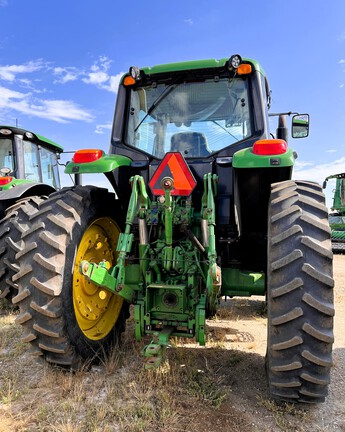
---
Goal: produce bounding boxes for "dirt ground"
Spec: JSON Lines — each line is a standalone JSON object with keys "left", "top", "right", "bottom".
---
{"left": 0, "top": 255, "right": 344, "bottom": 432}
{"left": 186, "top": 254, "right": 345, "bottom": 432}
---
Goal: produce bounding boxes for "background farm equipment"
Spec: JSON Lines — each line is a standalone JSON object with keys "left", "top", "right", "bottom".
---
{"left": 324, "top": 173, "right": 345, "bottom": 253}
{"left": 0, "top": 126, "right": 63, "bottom": 301}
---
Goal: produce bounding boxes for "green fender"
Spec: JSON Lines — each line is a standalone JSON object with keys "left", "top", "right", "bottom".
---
{"left": 232, "top": 147, "right": 295, "bottom": 168}
{"left": 65, "top": 152, "right": 132, "bottom": 175}
{"left": 0, "top": 177, "right": 34, "bottom": 190}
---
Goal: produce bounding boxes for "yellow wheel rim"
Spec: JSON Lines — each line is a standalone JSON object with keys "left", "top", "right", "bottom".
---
{"left": 73, "top": 217, "right": 123, "bottom": 340}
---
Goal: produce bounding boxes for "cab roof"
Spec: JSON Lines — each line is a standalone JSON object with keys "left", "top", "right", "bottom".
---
{"left": 140, "top": 57, "right": 265, "bottom": 76}
{"left": 0, "top": 125, "right": 63, "bottom": 152}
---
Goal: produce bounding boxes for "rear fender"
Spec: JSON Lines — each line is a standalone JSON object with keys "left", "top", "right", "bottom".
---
{"left": 64, "top": 152, "right": 132, "bottom": 175}
{"left": 232, "top": 146, "right": 295, "bottom": 168}
{"left": 0, "top": 183, "right": 56, "bottom": 201}
{"left": 0, "top": 183, "right": 56, "bottom": 218}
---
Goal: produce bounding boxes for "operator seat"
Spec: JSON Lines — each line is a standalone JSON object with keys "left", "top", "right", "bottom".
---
{"left": 170, "top": 132, "right": 211, "bottom": 157}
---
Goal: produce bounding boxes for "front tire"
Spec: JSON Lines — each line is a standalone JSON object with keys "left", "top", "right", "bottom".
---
{"left": 14, "top": 186, "right": 129, "bottom": 368}
{"left": 266, "top": 180, "right": 334, "bottom": 403}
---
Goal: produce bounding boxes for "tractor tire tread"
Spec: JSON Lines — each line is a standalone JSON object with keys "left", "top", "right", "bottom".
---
{"left": 0, "top": 196, "right": 46, "bottom": 301}
{"left": 266, "top": 180, "right": 334, "bottom": 403}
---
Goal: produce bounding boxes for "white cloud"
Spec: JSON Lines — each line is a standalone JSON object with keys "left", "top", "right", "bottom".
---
{"left": 17, "top": 78, "right": 49, "bottom": 94}
{"left": 184, "top": 18, "right": 193, "bottom": 25}
{"left": 0, "top": 57, "right": 124, "bottom": 94}
{"left": 95, "top": 123, "right": 112, "bottom": 134}
{"left": 83, "top": 57, "right": 111, "bottom": 85}
{"left": 83, "top": 70, "right": 109, "bottom": 85}
{"left": 0, "top": 85, "right": 93, "bottom": 123}
{"left": 339, "top": 59, "right": 345, "bottom": 75}
{"left": 53, "top": 67, "right": 80, "bottom": 84}
{"left": 107, "top": 72, "right": 124, "bottom": 93}
{"left": 82, "top": 57, "right": 124, "bottom": 93}
{"left": 294, "top": 160, "right": 314, "bottom": 169}
{"left": 326, "top": 149, "right": 337, "bottom": 153}
{"left": 0, "top": 57, "right": 124, "bottom": 125}
{"left": 293, "top": 158, "right": 345, "bottom": 208}
{"left": 37, "top": 99, "right": 94, "bottom": 123}
{"left": 96, "top": 56, "right": 112, "bottom": 70}
{"left": 293, "top": 157, "right": 345, "bottom": 184}
{"left": 0, "top": 61, "right": 44, "bottom": 81}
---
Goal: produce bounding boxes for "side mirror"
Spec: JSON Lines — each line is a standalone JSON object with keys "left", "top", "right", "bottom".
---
{"left": 292, "top": 114, "right": 309, "bottom": 138}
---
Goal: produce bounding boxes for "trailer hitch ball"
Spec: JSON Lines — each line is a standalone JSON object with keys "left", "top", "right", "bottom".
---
{"left": 161, "top": 176, "right": 174, "bottom": 191}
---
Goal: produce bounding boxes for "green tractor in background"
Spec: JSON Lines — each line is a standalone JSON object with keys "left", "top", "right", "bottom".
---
{"left": 324, "top": 172, "right": 345, "bottom": 252}
{"left": 0, "top": 126, "right": 63, "bottom": 301}
{"left": 13, "top": 55, "right": 334, "bottom": 403}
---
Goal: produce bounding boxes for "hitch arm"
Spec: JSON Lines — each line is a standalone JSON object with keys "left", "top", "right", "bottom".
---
{"left": 79, "top": 175, "right": 150, "bottom": 303}
{"left": 202, "top": 173, "right": 221, "bottom": 313}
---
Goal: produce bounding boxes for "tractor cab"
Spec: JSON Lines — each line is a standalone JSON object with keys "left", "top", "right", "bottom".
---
{"left": 124, "top": 63, "right": 255, "bottom": 158}
{"left": 108, "top": 56, "right": 294, "bottom": 270}
{"left": 0, "top": 126, "right": 62, "bottom": 191}
{"left": 111, "top": 56, "right": 270, "bottom": 166}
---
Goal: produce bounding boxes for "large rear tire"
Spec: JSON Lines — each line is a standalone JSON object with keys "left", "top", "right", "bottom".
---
{"left": 13, "top": 186, "right": 129, "bottom": 369}
{"left": 266, "top": 180, "right": 334, "bottom": 403}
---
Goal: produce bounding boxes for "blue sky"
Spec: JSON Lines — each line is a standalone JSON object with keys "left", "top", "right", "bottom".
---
{"left": 0, "top": 0, "right": 344, "bottom": 205}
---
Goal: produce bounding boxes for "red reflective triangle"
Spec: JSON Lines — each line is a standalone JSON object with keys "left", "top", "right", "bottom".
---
{"left": 149, "top": 152, "right": 197, "bottom": 196}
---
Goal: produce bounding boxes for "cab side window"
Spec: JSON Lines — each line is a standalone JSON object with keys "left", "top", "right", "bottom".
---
{"left": 23, "top": 140, "right": 40, "bottom": 182}
{"left": 40, "top": 147, "right": 59, "bottom": 188}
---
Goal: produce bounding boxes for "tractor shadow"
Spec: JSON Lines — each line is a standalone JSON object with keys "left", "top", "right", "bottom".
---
{"left": 166, "top": 343, "right": 268, "bottom": 401}
{"left": 181, "top": 297, "right": 268, "bottom": 401}
{"left": 125, "top": 297, "right": 269, "bottom": 402}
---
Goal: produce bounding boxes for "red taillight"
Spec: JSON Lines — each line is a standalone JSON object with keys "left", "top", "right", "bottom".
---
{"left": 252, "top": 139, "right": 287, "bottom": 156}
{"left": 0, "top": 176, "right": 13, "bottom": 186}
{"left": 72, "top": 149, "right": 104, "bottom": 163}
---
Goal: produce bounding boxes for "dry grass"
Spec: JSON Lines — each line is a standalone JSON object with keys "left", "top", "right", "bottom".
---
{"left": 0, "top": 313, "right": 227, "bottom": 432}
{"left": 256, "top": 396, "right": 309, "bottom": 432}
{"left": 0, "top": 295, "right": 343, "bottom": 432}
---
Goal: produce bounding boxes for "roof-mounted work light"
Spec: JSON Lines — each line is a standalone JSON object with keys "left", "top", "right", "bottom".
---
{"left": 124, "top": 66, "right": 142, "bottom": 86}
{"left": 24, "top": 132, "right": 34, "bottom": 140}
{"left": 228, "top": 54, "right": 242, "bottom": 71}
{"left": 0, "top": 128, "right": 12, "bottom": 136}
{"left": 129, "top": 66, "right": 141, "bottom": 81}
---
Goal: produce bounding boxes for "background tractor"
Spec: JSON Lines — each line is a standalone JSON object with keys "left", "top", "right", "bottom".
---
{"left": 324, "top": 172, "right": 345, "bottom": 252}
{"left": 13, "top": 55, "right": 334, "bottom": 403}
{"left": 0, "top": 126, "right": 63, "bottom": 301}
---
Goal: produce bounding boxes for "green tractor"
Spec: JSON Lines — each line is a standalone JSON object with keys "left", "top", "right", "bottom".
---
{"left": 13, "top": 55, "right": 334, "bottom": 403}
{"left": 324, "top": 173, "right": 345, "bottom": 252}
{"left": 0, "top": 126, "right": 63, "bottom": 301}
